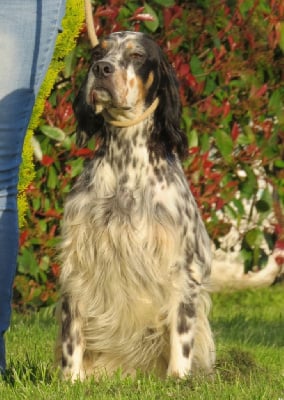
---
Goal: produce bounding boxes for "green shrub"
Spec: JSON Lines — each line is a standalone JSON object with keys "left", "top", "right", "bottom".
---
{"left": 16, "top": 0, "right": 284, "bottom": 309}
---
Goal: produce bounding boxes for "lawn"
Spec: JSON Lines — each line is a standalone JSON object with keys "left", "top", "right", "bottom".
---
{"left": 0, "top": 286, "right": 283, "bottom": 399}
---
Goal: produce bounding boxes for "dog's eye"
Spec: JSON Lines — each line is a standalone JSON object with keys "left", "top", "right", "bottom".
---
{"left": 130, "top": 53, "right": 145, "bottom": 62}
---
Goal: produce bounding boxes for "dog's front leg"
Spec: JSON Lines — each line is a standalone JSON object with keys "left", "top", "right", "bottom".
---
{"left": 167, "top": 277, "right": 199, "bottom": 378}
{"left": 61, "top": 296, "right": 85, "bottom": 381}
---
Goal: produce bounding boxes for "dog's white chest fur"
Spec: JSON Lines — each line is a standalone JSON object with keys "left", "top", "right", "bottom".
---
{"left": 61, "top": 158, "right": 184, "bottom": 375}
{"left": 60, "top": 128, "right": 204, "bottom": 374}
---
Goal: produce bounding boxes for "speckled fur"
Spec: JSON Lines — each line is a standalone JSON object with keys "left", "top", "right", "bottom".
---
{"left": 56, "top": 32, "right": 215, "bottom": 381}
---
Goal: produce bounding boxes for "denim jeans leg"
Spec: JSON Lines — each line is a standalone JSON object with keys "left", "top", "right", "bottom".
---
{"left": 0, "top": 0, "right": 66, "bottom": 372}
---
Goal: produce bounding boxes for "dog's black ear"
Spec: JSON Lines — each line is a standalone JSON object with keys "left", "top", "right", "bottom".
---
{"left": 154, "top": 51, "right": 188, "bottom": 160}
{"left": 73, "top": 79, "right": 104, "bottom": 147}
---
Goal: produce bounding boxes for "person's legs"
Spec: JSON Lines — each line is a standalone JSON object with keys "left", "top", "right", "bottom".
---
{"left": 0, "top": 0, "right": 66, "bottom": 373}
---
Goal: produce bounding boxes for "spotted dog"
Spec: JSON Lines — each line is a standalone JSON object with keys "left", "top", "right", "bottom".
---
{"left": 56, "top": 31, "right": 215, "bottom": 380}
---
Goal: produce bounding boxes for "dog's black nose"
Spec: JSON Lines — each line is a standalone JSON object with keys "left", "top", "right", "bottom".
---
{"left": 92, "top": 61, "right": 114, "bottom": 78}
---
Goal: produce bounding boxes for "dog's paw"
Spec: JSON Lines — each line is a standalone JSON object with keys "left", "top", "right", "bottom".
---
{"left": 167, "top": 360, "right": 191, "bottom": 379}
{"left": 62, "top": 368, "right": 86, "bottom": 382}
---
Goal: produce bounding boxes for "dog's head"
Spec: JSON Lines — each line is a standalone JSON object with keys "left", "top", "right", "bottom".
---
{"left": 74, "top": 31, "right": 188, "bottom": 159}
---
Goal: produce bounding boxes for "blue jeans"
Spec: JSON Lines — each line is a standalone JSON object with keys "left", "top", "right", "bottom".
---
{"left": 0, "top": 0, "right": 66, "bottom": 372}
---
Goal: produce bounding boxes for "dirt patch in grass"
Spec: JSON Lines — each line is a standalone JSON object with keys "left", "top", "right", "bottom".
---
{"left": 216, "top": 347, "right": 260, "bottom": 382}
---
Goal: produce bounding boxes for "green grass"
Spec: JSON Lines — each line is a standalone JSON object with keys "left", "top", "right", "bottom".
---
{"left": 1, "top": 286, "right": 283, "bottom": 399}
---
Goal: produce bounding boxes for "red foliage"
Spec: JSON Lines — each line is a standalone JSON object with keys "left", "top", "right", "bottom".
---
{"left": 16, "top": 0, "right": 284, "bottom": 309}
{"left": 41, "top": 155, "right": 55, "bottom": 167}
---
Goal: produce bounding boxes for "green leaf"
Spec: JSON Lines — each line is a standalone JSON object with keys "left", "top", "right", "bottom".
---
{"left": 47, "top": 165, "right": 58, "bottom": 189}
{"left": 232, "top": 198, "right": 245, "bottom": 216}
{"left": 40, "top": 125, "right": 66, "bottom": 142}
{"left": 153, "top": 0, "right": 175, "bottom": 6}
{"left": 239, "top": 167, "right": 257, "bottom": 198}
{"left": 239, "top": 0, "right": 254, "bottom": 16}
{"left": 224, "top": 204, "right": 238, "bottom": 220}
{"left": 245, "top": 228, "right": 264, "bottom": 248}
{"left": 188, "top": 129, "right": 199, "bottom": 148}
{"left": 143, "top": 3, "right": 159, "bottom": 33}
{"left": 44, "top": 198, "right": 50, "bottom": 210}
{"left": 40, "top": 256, "right": 50, "bottom": 272}
{"left": 255, "top": 199, "right": 270, "bottom": 213}
{"left": 64, "top": 48, "right": 76, "bottom": 78}
{"left": 62, "top": 136, "right": 72, "bottom": 150}
{"left": 32, "top": 196, "right": 41, "bottom": 211}
{"left": 274, "top": 159, "right": 284, "bottom": 168}
{"left": 200, "top": 134, "right": 210, "bottom": 152}
{"left": 237, "top": 134, "right": 250, "bottom": 146}
{"left": 279, "top": 21, "right": 284, "bottom": 52}
{"left": 39, "top": 219, "right": 47, "bottom": 234}
{"left": 18, "top": 248, "right": 39, "bottom": 279}
{"left": 268, "top": 89, "right": 282, "bottom": 114}
{"left": 241, "top": 247, "right": 253, "bottom": 270}
{"left": 214, "top": 129, "right": 233, "bottom": 159}
{"left": 182, "top": 107, "right": 192, "bottom": 131}
{"left": 256, "top": 187, "right": 272, "bottom": 214}
{"left": 69, "top": 158, "right": 84, "bottom": 178}
{"left": 190, "top": 55, "right": 204, "bottom": 77}
{"left": 204, "top": 74, "right": 217, "bottom": 95}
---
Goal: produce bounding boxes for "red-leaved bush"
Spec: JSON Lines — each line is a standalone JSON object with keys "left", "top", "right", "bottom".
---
{"left": 15, "top": 0, "right": 284, "bottom": 310}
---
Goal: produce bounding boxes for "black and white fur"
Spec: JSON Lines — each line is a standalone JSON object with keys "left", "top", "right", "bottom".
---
{"left": 57, "top": 31, "right": 215, "bottom": 380}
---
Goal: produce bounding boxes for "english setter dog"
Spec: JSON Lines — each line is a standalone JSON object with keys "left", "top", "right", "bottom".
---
{"left": 57, "top": 31, "right": 215, "bottom": 381}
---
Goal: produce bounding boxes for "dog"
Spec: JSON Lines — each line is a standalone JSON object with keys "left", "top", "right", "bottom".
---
{"left": 56, "top": 31, "right": 215, "bottom": 381}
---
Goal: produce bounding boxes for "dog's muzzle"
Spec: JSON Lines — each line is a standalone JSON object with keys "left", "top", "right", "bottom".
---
{"left": 92, "top": 60, "right": 115, "bottom": 79}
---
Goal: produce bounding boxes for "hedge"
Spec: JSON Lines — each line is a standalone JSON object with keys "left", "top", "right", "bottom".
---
{"left": 16, "top": 0, "right": 284, "bottom": 309}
